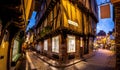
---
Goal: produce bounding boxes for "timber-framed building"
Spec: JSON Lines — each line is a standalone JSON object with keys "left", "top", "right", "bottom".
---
{"left": 35, "top": 0, "right": 98, "bottom": 63}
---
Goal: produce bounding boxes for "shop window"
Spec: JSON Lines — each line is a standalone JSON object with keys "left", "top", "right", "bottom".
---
{"left": 52, "top": 36, "right": 59, "bottom": 53}
{"left": 44, "top": 40, "right": 48, "bottom": 51}
{"left": 80, "top": 37, "right": 83, "bottom": 47}
{"left": 12, "top": 40, "right": 19, "bottom": 57}
{"left": 67, "top": 35, "right": 76, "bottom": 53}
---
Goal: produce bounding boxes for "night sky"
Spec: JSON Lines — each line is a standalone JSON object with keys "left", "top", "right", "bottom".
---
{"left": 26, "top": 0, "right": 114, "bottom": 34}
{"left": 26, "top": 11, "right": 37, "bottom": 31}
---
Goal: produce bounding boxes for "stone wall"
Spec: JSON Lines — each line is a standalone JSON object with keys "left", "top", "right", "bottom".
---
{"left": 114, "top": 2, "right": 120, "bottom": 70}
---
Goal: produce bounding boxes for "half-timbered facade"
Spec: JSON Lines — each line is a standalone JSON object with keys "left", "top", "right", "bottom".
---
{"left": 35, "top": 0, "right": 98, "bottom": 63}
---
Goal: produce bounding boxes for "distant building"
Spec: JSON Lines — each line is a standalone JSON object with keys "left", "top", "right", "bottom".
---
{"left": 95, "top": 29, "right": 115, "bottom": 49}
{"left": 97, "top": 30, "right": 106, "bottom": 39}
{"left": 95, "top": 30, "right": 106, "bottom": 48}
{"left": 25, "top": 27, "right": 36, "bottom": 48}
{"left": 34, "top": 0, "right": 98, "bottom": 63}
{"left": 106, "top": 29, "right": 115, "bottom": 50}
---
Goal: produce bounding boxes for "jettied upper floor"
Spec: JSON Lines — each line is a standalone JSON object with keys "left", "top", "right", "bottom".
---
{"left": 0, "top": 0, "right": 40, "bottom": 43}
{"left": 0, "top": 0, "right": 40, "bottom": 70}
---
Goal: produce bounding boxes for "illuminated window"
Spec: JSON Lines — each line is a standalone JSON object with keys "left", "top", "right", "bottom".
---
{"left": 80, "top": 37, "right": 83, "bottom": 47}
{"left": 67, "top": 35, "right": 76, "bottom": 53}
{"left": 52, "top": 36, "right": 59, "bottom": 53}
{"left": 12, "top": 40, "right": 19, "bottom": 57}
{"left": 44, "top": 40, "right": 48, "bottom": 51}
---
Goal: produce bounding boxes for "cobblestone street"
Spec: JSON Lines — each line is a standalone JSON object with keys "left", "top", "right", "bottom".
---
{"left": 0, "top": 0, "right": 119, "bottom": 70}
{"left": 64, "top": 49, "right": 115, "bottom": 70}
{"left": 26, "top": 49, "right": 115, "bottom": 70}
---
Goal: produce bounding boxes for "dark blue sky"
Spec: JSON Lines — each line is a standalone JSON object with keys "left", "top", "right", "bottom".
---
{"left": 26, "top": 11, "right": 37, "bottom": 31}
{"left": 26, "top": 0, "right": 114, "bottom": 34}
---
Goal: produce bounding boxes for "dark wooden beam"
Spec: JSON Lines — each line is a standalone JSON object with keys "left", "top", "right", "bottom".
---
{"left": 36, "top": 0, "right": 59, "bottom": 28}
{"left": 70, "top": 0, "right": 98, "bottom": 23}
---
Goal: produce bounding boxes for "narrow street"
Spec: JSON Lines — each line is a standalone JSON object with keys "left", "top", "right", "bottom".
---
{"left": 26, "top": 49, "right": 115, "bottom": 70}
{"left": 1, "top": 0, "right": 120, "bottom": 70}
{"left": 64, "top": 49, "right": 115, "bottom": 70}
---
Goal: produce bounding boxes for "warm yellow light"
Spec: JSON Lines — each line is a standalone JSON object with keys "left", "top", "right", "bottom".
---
{"left": 68, "top": 35, "right": 76, "bottom": 52}
{"left": 2, "top": 42, "right": 5, "bottom": 48}
{"left": 80, "top": 37, "right": 83, "bottom": 47}
{"left": 44, "top": 40, "right": 48, "bottom": 51}
{"left": 68, "top": 20, "right": 78, "bottom": 26}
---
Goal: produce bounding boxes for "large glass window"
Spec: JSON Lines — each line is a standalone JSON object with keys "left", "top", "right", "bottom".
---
{"left": 67, "top": 35, "right": 76, "bottom": 53}
{"left": 52, "top": 36, "right": 59, "bottom": 53}
{"left": 44, "top": 40, "right": 48, "bottom": 51}
{"left": 12, "top": 40, "right": 19, "bottom": 57}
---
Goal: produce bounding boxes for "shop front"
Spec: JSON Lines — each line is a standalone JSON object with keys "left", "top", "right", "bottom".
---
{"left": 37, "top": 33, "right": 91, "bottom": 63}
{"left": 11, "top": 39, "right": 22, "bottom": 66}
{"left": 35, "top": 0, "right": 98, "bottom": 63}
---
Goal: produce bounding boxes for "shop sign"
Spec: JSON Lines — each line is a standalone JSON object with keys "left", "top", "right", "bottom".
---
{"left": 68, "top": 20, "right": 78, "bottom": 26}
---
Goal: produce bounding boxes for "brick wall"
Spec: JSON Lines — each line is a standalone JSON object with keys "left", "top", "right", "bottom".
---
{"left": 114, "top": 2, "right": 120, "bottom": 70}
